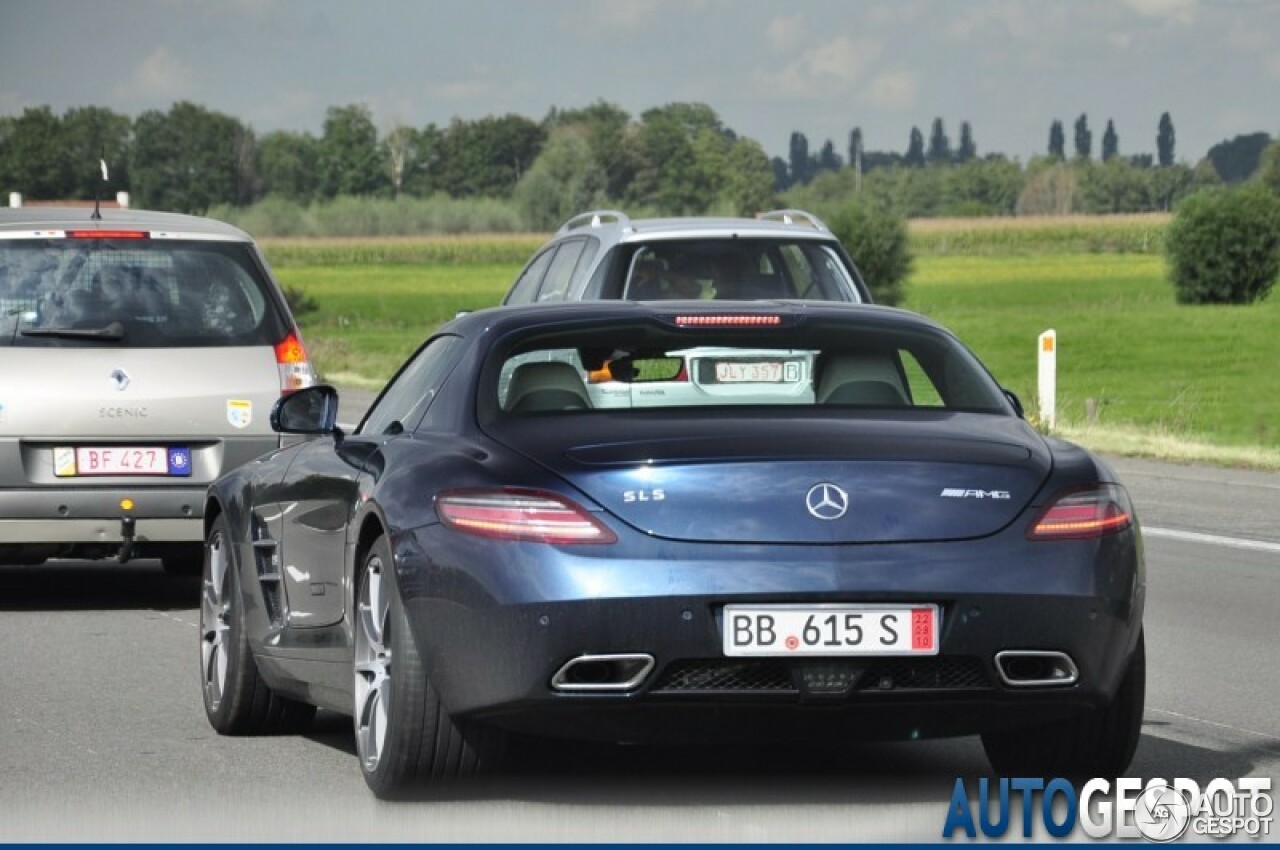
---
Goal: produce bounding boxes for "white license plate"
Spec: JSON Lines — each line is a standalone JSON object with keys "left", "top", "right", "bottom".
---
{"left": 714, "top": 361, "right": 791, "bottom": 383}
{"left": 722, "top": 604, "right": 939, "bottom": 656}
{"left": 54, "top": 446, "right": 192, "bottom": 477}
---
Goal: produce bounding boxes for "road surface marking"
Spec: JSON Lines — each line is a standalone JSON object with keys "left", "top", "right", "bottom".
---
{"left": 1144, "top": 526, "right": 1280, "bottom": 555}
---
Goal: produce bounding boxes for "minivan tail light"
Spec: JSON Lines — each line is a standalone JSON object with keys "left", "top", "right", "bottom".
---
{"left": 436, "top": 489, "right": 617, "bottom": 544}
{"left": 1028, "top": 484, "right": 1134, "bottom": 540}
{"left": 274, "top": 330, "right": 317, "bottom": 393}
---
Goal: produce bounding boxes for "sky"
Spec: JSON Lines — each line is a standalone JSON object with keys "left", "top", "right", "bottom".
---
{"left": 1, "top": 0, "right": 1277, "bottom": 165}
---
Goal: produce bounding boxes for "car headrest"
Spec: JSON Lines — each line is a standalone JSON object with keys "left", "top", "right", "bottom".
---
{"left": 505, "top": 361, "right": 592, "bottom": 413}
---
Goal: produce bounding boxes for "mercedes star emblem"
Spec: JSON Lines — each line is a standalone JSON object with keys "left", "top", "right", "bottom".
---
{"left": 805, "top": 482, "right": 849, "bottom": 521}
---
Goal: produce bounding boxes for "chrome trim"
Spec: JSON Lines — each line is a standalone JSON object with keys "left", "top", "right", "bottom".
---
{"left": 550, "top": 653, "right": 655, "bottom": 692}
{"left": 994, "top": 650, "right": 1079, "bottom": 688}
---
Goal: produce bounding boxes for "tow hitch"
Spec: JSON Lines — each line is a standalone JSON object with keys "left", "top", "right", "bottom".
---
{"left": 118, "top": 515, "right": 136, "bottom": 563}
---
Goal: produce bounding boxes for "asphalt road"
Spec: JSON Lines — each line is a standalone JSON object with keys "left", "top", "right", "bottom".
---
{"left": 1, "top": 424, "right": 1277, "bottom": 840}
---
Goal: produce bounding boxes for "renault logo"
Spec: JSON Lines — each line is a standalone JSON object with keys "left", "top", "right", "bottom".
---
{"left": 805, "top": 483, "right": 849, "bottom": 521}
{"left": 110, "top": 368, "right": 130, "bottom": 391}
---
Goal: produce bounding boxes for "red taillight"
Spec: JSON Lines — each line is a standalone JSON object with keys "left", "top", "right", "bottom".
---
{"left": 674, "top": 315, "right": 782, "bottom": 327}
{"left": 66, "top": 230, "right": 149, "bottom": 239}
{"left": 274, "top": 330, "right": 317, "bottom": 393}
{"left": 1028, "top": 485, "right": 1134, "bottom": 540}
{"left": 436, "top": 489, "right": 617, "bottom": 544}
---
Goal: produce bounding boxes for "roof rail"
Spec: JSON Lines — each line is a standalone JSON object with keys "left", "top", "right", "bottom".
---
{"left": 557, "top": 210, "right": 631, "bottom": 235}
{"left": 757, "top": 209, "right": 830, "bottom": 232}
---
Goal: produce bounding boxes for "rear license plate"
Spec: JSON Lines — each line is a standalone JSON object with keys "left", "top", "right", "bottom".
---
{"left": 722, "top": 604, "right": 939, "bottom": 656}
{"left": 54, "top": 446, "right": 192, "bottom": 477}
{"left": 713, "top": 360, "right": 801, "bottom": 383}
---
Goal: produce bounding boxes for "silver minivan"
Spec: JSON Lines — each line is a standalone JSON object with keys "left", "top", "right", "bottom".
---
{"left": 0, "top": 207, "right": 316, "bottom": 573}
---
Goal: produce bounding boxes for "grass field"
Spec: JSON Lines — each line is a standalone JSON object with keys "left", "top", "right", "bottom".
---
{"left": 266, "top": 225, "right": 1279, "bottom": 468}
{"left": 908, "top": 213, "right": 1170, "bottom": 255}
{"left": 909, "top": 254, "right": 1279, "bottom": 457}
{"left": 272, "top": 263, "right": 510, "bottom": 387}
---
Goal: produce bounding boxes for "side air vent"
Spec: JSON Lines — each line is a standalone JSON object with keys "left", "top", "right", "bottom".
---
{"left": 250, "top": 515, "right": 286, "bottom": 628}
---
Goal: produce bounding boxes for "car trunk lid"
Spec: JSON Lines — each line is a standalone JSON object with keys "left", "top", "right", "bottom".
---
{"left": 484, "top": 412, "right": 1051, "bottom": 544}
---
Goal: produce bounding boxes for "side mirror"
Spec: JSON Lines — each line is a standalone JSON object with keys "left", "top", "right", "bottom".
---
{"left": 271, "top": 385, "right": 339, "bottom": 434}
{"left": 1003, "top": 389, "right": 1025, "bottom": 419}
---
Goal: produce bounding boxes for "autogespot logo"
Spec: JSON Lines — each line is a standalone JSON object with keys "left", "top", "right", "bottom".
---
{"left": 805, "top": 483, "right": 849, "bottom": 521}
{"left": 1134, "top": 783, "right": 1192, "bottom": 842}
{"left": 942, "top": 776, "right": 1272, "bottom": 841}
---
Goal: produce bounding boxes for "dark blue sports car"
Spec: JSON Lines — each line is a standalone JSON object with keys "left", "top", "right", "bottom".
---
{"left": 199, "top": 301, "right": 1145, "bottom": 798}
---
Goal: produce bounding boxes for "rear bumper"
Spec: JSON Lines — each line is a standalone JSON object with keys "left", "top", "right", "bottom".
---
{"left": 392, "top": 521, "right": 1145, "bottom": 744}
{"left": 0, "top": 486, "right": 206, "bottom": 546}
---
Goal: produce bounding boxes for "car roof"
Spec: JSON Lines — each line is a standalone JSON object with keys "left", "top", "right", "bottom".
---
{"left": 444, "top": 300, "right": 943, "bottom": 340}
{"left": 554, "top": 209, "right": 839, "bottom": 244}
{"left": 618, "top": 217, "right": 836, "bottom": 241}
{"left": 0, "top": 207, "right": 253, "bottom": 242}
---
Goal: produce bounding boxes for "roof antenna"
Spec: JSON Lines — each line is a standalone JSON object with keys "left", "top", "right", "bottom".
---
{"left": 91, "top": 151, "right": 108, "bottom": 221}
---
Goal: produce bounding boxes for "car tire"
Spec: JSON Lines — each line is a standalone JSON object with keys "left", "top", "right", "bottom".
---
{"left": 354, "top": 534, "right": 505, "bottom": 799}
{"left": 162, "top": 544, "right": 204, "bottom": 576}
{"left": 199, "top": 514, "right": 316, "bottom": 735}
{"left": 982, "top": 631, "right": 1145, "bottom": 777}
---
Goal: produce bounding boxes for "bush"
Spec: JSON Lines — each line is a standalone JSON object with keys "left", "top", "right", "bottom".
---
{"left": 1165, "top": 184, "right": 1280, "bottom": 304}
{"left": 281, "top": 283, "right": 319, "bottom": 319}
{"left": 825, "top": 199, "right": 912, "bottom": 306}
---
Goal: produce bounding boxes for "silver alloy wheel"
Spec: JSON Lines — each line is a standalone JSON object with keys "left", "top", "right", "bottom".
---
{"left": 354, "top": 554, "right": 391, "bottom": 772}
{"left": 199, "top": 529, "right": 230, "bottom": 712}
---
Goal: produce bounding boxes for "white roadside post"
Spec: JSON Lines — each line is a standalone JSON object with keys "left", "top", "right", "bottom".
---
{"left": 1038, "top": 329, "right": 1057, "bottom": 431}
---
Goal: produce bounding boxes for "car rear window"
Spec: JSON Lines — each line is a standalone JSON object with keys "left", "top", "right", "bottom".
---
{"left": 617, "top": 238, "right": 861, "bottom": 302}
{"left": 487, "top": 316, "right": 1008, "bottom": 418}
{"left": 0, "top": 239, "right": 289, "bottom": 348}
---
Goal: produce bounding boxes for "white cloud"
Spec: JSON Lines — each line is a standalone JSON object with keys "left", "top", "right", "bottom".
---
{"left": 758, "top": 36, "right": 882, "bottom": 98}
{"left": 1120, "top": 0, "right": 1197, "bottom": 25}
{"left": 860, "top": 69, "right": 919, "bottom": 112}
{"left": 122, "top": 47, "right": 195, "bottom": 100}
{"left": 1109, "top": 32, "right": 1133, "bottom": 49}
{"left": 766, "top": 14, "right": 804, "bottom": 52}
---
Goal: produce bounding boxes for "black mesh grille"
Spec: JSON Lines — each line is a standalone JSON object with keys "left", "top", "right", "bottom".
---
{"left": 656, "top": 660, "right": 796, "bottom": 693}
{"left": 860, "top": 657, "right": 990, "bottom": 690}
{"left": 651, "top": 656, "right": 990, "bottom": 694}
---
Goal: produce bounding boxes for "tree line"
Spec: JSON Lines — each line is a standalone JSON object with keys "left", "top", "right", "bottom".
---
{"left": 1, "top": 99, "right": 1275, "bottom": 225}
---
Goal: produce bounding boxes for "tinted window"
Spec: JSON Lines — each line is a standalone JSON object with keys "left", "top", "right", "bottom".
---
{"left": 359, "top": 335, "right": 463, "bottom": 436}
{"left": 0, "top": 239, "right": 288, "bottom": 347}
{"left": 505, "top": 248, "right": 555, "bottom": 305}
{"left": 536, "top": 240, "right": 586, "bottom": 302}
{"left": 613, "top": 239, "right": 861, "bottom": 303}
{"left": 485, "top": 319, "right": 1008, "bottom": 418}
{"left": 565, "top": 238, "right": 601, "bottom": 299}
{"left": 776, "top": 243, "right": 858, "bottom": 301}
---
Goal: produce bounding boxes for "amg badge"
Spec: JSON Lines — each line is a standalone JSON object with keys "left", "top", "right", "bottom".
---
{"left": 940, "top": 488, "right": 1011, "bottom": 500}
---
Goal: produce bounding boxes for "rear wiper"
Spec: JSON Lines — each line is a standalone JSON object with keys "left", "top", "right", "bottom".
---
{"left": 21, "top": 321, "right": 125, "bottom": 341}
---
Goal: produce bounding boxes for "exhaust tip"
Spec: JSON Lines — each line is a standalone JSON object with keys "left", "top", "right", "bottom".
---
{"left": 551, "top": 654, "right": 655, "bottom": 692}
{"left": 994, "top": 650, "right": 1079, "bottom": 688}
